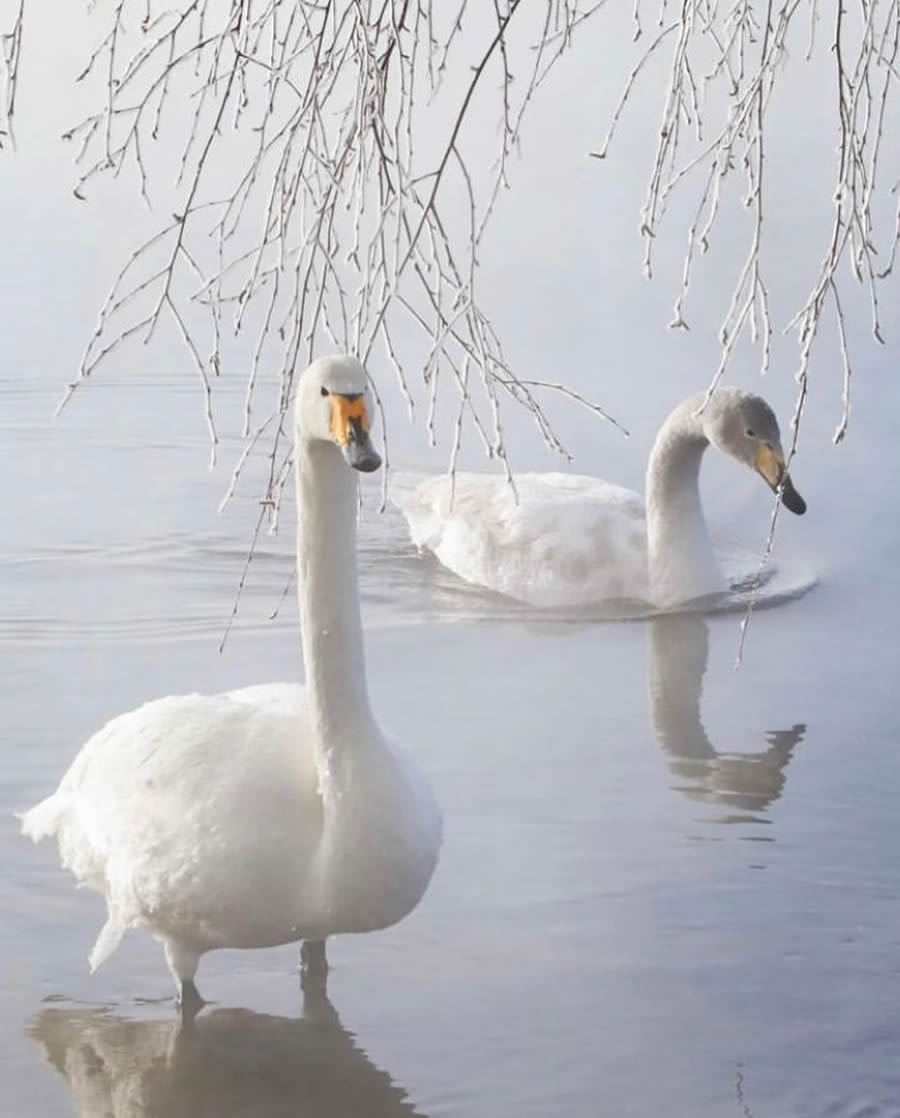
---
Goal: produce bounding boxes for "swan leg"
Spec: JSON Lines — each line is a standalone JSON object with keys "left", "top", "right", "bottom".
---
{"left": 299, "top": 939, "right": 328, "bottom": 994}
{"left": 162, "top": 938, "right": 204, "bottom": 1013}
{"left": 177, "top": 979, "right": 205, "bottom": 1020}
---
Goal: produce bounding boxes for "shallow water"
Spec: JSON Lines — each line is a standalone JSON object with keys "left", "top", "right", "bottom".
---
{"left": 4, "top": 366, "right": 900, "bottom": 1118}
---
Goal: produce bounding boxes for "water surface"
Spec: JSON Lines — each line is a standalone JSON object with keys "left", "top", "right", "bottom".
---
{"left": 4, "top": 369, "right": 900, "bottom": 1118}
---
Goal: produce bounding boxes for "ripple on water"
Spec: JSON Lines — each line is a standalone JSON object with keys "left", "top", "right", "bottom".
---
{"left": 2, "top": 500, "right": 818, "bottom": 648}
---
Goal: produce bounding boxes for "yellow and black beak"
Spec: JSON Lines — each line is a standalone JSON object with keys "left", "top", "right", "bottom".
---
{"left": 755, "top": 444, "right": 806, "bottom": 515}
{"left": 329, "top": 393, "right": 381, "bottom": 473}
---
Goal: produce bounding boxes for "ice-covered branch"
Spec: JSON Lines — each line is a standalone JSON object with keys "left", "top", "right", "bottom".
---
{"left": 596, "top": 0, "right": 900, "bottom": 445}
{"left": 51, "top": 0, "right": 613, "bottom": 531}
{"left": 1, "top": 0, "right": 25, "bottom": 147}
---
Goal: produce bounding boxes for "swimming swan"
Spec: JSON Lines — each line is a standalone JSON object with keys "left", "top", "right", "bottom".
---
{"left": 395, "top": 388, "right": 806, "bottom": 609}
{"left": 21, "top": 355, "right": 442, "bottom": 1008}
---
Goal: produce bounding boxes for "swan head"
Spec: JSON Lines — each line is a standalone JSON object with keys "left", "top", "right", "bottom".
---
{"left": 296, "top": 355, "right": 382, "bottom": 473}
{"left": 704, "top": 390, "right": 806, "bottom": 515}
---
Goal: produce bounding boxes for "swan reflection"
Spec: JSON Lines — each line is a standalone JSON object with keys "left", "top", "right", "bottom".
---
{"left": 648, "top": 613, "right": 805, "bottom": 826}
{"left": 29, "top": 991, "right": 427, "bottom": 1118}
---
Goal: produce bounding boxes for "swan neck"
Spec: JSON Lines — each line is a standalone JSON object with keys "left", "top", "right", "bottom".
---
{"left": 295, "top": 441, "right": 374, "bottom": 744}
{"left": 646, "top": 401, "right": 708, "bottom": 510}
{"left": 644, "top": 399, "right": 721, "bottom": 605}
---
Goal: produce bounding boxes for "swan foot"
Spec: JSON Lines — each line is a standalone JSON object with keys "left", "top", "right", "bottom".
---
{"left": 299, "top": 939, "right": 328, "bottom": 995}
{"left": 162, "top": 938, "right": 202, "bottom": 1017}
{"left": 176, "top": 979, "right": 205, "bottom": 1020}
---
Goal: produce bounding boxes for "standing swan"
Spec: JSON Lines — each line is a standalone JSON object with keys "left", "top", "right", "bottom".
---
{"left": 21, "top": 355, "right": 442, "bottom": 1008}
{"left": 395, "top": 388, "right": 806, "bottom": 609}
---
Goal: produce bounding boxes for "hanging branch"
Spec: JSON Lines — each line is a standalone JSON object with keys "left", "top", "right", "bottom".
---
{"left": 595, "top": 0, "right": 900, "bottom": 447}
{"left": 12, "top": 0, "right": 892, "bottom": 648}
{"left": 44, "top": 0, "right": 619, "bottom": 536}
{"left": 9, "top": 1, "right": 899, "bottom": 471}
{"left": 0, "top": 0, "right": 25, "bottom": 147}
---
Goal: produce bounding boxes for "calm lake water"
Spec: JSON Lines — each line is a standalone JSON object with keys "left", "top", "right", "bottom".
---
{"left": 3, "top": 364, "right": 900, "bottom": 1118}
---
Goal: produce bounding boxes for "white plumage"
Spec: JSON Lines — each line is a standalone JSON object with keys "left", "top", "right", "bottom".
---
{"left": 395, "top": 389, "right": 806, "bottom": 610}
{"left": 21, "top": 356, "right": 442, "bottom": 1003}
{"left": 399, "top": 472, "right": 648, "bottom": 608}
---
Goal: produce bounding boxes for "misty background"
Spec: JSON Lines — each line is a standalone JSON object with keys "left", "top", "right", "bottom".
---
{"left": 3, "top": 5, "right": 900, "bottom": 1118}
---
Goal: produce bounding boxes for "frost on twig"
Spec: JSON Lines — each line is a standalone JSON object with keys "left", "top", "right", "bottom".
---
{"left": 50, "top": 0, "right": 621, "bottom": 535}
{"left": 1, "top": 0, "right": 24, "bottom": 148}
{"left": 596, "top": 0, "right": 900, "bottom": 447}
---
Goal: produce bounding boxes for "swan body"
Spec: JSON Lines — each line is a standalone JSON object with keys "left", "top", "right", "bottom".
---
{"left": 399, "top": 471, "right": 649, "bottom": 606}
{"left": 22, "top": 356, "right": 442, "bottom": 1002}
{"left": 396, "top": 388, "right": 806, "bottom": 609}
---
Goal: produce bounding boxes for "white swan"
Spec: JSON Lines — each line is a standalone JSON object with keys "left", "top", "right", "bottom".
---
{"left": 21, "top": 355, "right": 442, "bottom": 1008}
{"left": 395, "top": 388, "right": 806, "bottom": 609}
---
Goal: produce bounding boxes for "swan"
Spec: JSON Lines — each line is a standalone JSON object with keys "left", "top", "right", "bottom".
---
{"left": 394, "top": 388, "right": 807, "bottom": 609}
{"left": 20, "top": 354, "right": 442, "bottom": 1009}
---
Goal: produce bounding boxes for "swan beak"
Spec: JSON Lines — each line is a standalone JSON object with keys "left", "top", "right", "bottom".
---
{"left": 755, "top": 444, "right": 806, "bottom": 515}
{"left": 330, "top": 394, "right": 382, "bottom": 473}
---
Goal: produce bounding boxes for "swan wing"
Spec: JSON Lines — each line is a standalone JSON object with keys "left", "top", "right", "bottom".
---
{"left": 20, "top": 687, "right": 323, "bottom": 960}
{"left": 394, "top": 472, "right": 648, "bottom": 607}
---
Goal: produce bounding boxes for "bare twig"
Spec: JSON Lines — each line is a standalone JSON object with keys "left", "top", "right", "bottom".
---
{"left": 593, "top": 0, "right": 899, "bottom": 451}
{"left": 50, "top": 0, "right": 622, "bottom": 555}
{"left": 0, "top": 0, "right": 25, "bottom": 147}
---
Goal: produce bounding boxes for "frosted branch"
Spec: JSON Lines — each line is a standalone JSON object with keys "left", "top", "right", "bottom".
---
{"left": 594, "top": 0, "right": 900, "bottom": 446}
{"left": 0, "top": 0, "right": 24, "bottom": 147}
{"left": 49, "top": 0, "right": 624, "bottom": 533}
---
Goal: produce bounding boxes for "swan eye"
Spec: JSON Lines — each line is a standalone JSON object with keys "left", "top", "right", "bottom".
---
{"left": 745, "top": 427, "right": 756, "bottom": 438}
{"left": 320, "top": 386, "right": 330, "bottom": 397}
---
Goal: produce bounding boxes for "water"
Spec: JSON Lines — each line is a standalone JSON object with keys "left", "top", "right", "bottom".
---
{"left": 4, "top": 366, "right": 900, "bottom": 1118}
